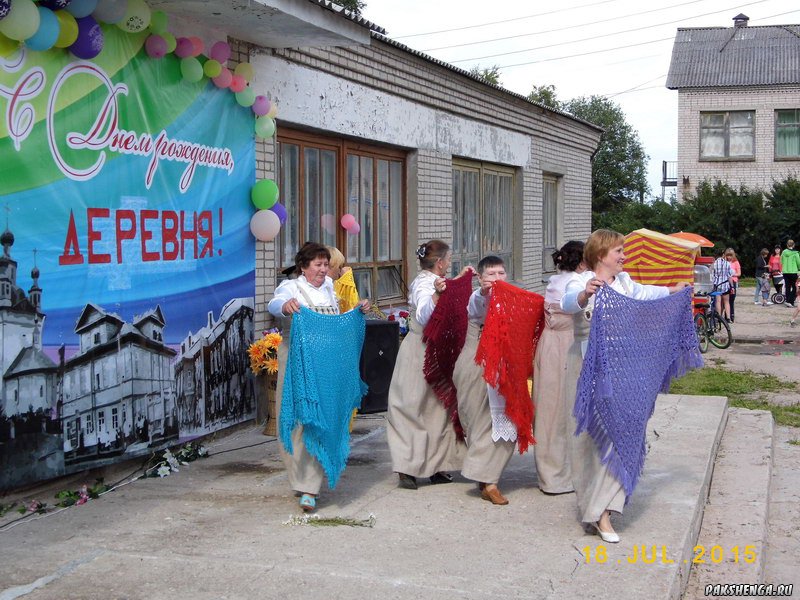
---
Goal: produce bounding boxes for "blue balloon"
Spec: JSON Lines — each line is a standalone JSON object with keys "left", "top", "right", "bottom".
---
{"left": 25, "top": 6, "right": 59, "bottom": 51}
{"left": 66, "top": 0, "right": 97, "bottom": 18}
{"left": 270, "top": 202, "right": 287, "bottom": 225}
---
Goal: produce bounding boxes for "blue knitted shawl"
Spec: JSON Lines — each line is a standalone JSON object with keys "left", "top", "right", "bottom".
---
{"left": 574, "top": 286, "right": 702, "bottom": 499}
{"left": 280, "top": 307, "right": 368, "bottom": 489}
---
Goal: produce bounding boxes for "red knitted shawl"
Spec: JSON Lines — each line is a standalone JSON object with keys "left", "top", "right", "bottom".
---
{"left": 422, "top": 272, "right": 474, "bottom": 441}
{"left": 475, "top": 280, "right": 545, "bottom": 453}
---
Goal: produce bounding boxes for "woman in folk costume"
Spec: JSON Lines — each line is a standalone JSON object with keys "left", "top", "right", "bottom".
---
{"left": 452, "top": 256, "right": 515, "bottom": 505}
{"left": 533, "top": 240, "right": 586, "bottom": 495}
{"left": 387, "top": 240, "right": 472, "bottom": 490}
{"left": 560, "top": 230, "right": 695, "bottom": 543}
{"left": 268, "top": 242, "right": 370, "bottom": 512}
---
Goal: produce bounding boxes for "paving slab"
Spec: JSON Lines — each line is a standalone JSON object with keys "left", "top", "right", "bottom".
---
{"left": 0, "top": 394, "right": 727, "bottom": 600}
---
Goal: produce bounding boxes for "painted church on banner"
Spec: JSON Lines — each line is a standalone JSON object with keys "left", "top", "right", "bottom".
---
{"left": 0, "top": 0, "right": 600, "bottom": 490}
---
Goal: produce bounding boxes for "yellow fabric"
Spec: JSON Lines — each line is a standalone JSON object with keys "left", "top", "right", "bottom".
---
{"left": 624, "top": 228, "right": 699, "bottom": 287}
{"left": 334, "top": 269, "right": 360, "bottom": 313}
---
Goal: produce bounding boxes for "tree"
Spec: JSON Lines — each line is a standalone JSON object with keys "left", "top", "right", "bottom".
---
{"left": 330, "top": 0, "right": 366, "bottom": 17}
{"left": 763, "top": 176, "right": 800, "bottom": 246}
{"left": 527, "top": 84, "right": 560, "bottom": 110}
{"left": 563, "top": 96, "right": 649, "bottom": 220}
{"left": 468, "top": 64, "right": 501, "bottom": 86}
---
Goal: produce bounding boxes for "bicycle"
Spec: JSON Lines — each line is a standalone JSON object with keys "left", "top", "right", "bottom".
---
{"left": 693, "top": 286, "right": 733, "bottom": 353}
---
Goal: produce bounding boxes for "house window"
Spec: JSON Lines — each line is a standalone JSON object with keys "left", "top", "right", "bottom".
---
{"left": 277, "top": 129, "right": 406, "bottom": 303}
{"left": 98, "top": 410, "right": 105, "bottom": 429}
{"left": 93, "top": 332, "right": 101, "bottom": 344}
{"left": 542, "top": 176, "right": 560, "bottom": 272}
{"left": 112, "top": 407, "right": 119, "bottom": 430}
{"left": 85, "top": 412, "right": 94, "bottom": 434}
{"left": 699, "top": 111, "right": 755, "bottom": 159}
{"left": 452, "top": 161, "right": 515, "bottom": 278}
{"left": 775, "top": 109, "right": 800, "bottom": 159}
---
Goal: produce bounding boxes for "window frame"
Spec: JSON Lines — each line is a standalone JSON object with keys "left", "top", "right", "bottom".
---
{"left": 276, "top": 129, "right": 407, "bottom": 305}
{"left": 451, "top": 159, "right": 516, "bottom": 280}
{"left": 699, "top": 110, "right": 756, "bottom": 161}
{"left": 775, "top": 109, "right": 800, "bottom": 161}
{"left": 541, "top": 175, "right": 561, "bottom": 273}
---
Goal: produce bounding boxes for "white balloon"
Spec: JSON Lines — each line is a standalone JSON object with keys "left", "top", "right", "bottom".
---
{"left": 249, "top": 210, "right": 281, "bottom": 242}
{"left": 92, "top": 0, "right": 127, "bottom": 24}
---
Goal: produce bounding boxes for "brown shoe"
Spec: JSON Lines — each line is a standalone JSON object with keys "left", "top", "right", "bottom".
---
{"left": 480, "top": 486, "right": 509, "bottom": 505}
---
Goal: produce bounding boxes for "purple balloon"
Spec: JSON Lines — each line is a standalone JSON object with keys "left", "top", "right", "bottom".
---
{"left": 270, "top": 202, "right": 287, "bottom": 224}
{"left": 174, "top": 36, "right": 193, "bottom": 58}
{"left": 69, "top": 15, "right": 103, "bottom": 59}
{"left": 145, "top": 34, "right": 167, "bottom": 58}
{"left": 0, "top": 0, "right": 10, "bottom": 22}
{"left": 40, "top": 0, "right": 72, "bottom": 9}
{"left": 252, "top": 95, "right": 270, "bottom": 116}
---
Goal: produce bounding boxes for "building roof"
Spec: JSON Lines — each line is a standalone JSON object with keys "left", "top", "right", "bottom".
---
{"left": 666, "top": 23, "right": 800, "bottom": 89}
{"left": 4, "top": 346, "right": 57, "bottom": 378}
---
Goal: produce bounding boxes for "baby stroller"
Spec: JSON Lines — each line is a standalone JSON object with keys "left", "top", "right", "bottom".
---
{"left": 771, "top": 272, "right": 785, "bottom": 304}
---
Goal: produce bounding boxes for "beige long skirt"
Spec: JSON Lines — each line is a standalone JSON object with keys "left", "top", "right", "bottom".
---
{"left": 275, "top": 338, "right": 325, "bottom": 496}
{"left": 453, "top": 322, "right": 515, "bottom": 484}
{"left": 386, "top": 318, "right": 465, "bottom": 478}
{"left": 565, "top": 314, "right": 625, "bottom": 523}
{"left": 532, "top": 306, "right": 575, "bottom": 493}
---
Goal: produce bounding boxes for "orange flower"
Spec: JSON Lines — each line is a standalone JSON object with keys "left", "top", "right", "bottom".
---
{"left": 265, "top": 357, "right": 279, "bottom": 374}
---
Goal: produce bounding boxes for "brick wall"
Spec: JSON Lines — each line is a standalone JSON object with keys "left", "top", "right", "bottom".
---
{"left": 677, "top": 86, "right": 800, "bottom": 202}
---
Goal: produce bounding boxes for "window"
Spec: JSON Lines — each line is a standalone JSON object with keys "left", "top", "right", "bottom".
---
{"left": 98, "top": 410, "right": 105, "bottom": 429}
{"left": 542, "top": 176, "right": 560, "bottom": 272}
{"left": 112, "top": 408, "right": 119, "bottom": 430}
{"left": 775, "top": 109, "right": 800, "bottom": 159}
{"left": 277, "top": 130, "right": 406, "bottom": 302}
{"left": 700, "top": 111, "right": 755, "bottom": 159}
{"left": 85, "top": 412, "right": 94, "bottom": 434}
{"left": 93, "top": 332, "right": 100, "bottom": 344}
{"left": 452, "top": 161, "right": 515, "bottom": 278}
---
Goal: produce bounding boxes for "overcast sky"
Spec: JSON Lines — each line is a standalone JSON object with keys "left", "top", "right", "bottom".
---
{"left": 361, "top": 0, "right": 800, "bottom": 200}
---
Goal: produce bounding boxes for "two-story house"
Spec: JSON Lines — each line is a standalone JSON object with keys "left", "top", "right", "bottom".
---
{"left": 666, "top": 14, "right": 800, "bottom": 202}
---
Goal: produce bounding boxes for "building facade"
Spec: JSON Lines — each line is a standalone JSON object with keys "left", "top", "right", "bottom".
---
{"left": 667, "top": 15, "right": 800, "bottom": 202}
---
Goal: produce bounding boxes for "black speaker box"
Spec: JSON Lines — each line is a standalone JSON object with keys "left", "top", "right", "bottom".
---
{"left": 359, "top": 320, "right": 400, "bottom": 413}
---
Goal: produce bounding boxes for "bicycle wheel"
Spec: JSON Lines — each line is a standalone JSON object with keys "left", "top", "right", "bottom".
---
{"left": 772, "top": 292, "right": 785, "bottom": 305}
{"left": 708, "top": 313, "right": 733, "bottom": 349}
{"left": 694, "top": 313, "right": 709, "bottom": 354}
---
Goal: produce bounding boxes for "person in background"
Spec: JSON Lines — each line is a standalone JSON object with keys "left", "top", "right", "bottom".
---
{"left": 769, "top": 245, "right": 784, "bottom": 299}
{"left": 711, "top": 248, "right": 734, "bottom": 322}
{"left": 327, "top": 246, "right": 360, "bottom": 313}
{"left": 725, "top": 248, "right": 741, "bottom": 323}
{"left": 759, "top": 272, "right": 771, "bottom": 307}
{"left": 754, "top": 248, "right": 770, "bottom": 304}
{"left": 781, "top": 240, "right": 799, "bottom": 308}
{"left": 386, "top": 240, "right": 469, "bottom": 490}
{"left": 790, "top": 304, "right": 799, "bottom": 327}
{"left": 452, "top": 256, "right": 515, "bottom": 505}
{"left": 533, "top": 240, "right": 586, "bottom": 495}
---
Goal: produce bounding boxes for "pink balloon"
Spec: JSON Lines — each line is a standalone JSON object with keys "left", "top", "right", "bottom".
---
{"left": 340, "top": 213, "right": 356, "bottom": 229}
{"left": 252, "top": 95, "right": 270, "bottom": 116}
{"left": 346, "top": 222, "right": 361, "bottom": 235}
{"left": 209, "top": 40, "right": 230, "bottom": 63}
{"left": 229, "top": 75, "right": 246, "bottom": 93}
{"left": 174, "top": 36, "right": 193, "bottom": 58}
{"left": 189, "top": 35, "right": 203, "bottom": 57}
{"left": 145, "top": 34, "right": 167, "bottom": 58}
{"left": 212, "top": 67, "right": 232, "bottom": 88}
{"left": 320, "top": 214, "right": 336, "bottom": 235}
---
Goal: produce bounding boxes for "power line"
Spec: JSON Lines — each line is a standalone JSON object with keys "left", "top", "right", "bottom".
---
{"left": 390, "top": 0, "right": 622, "bottom": 39}
{"left": 423, "top": 0, "right": 706, "bottom": 52}
{"left": 605, "top": 75, "right": 668, "bottom": 97}
{"left": 445, "top": 0, "right": 771, "bottom": 63}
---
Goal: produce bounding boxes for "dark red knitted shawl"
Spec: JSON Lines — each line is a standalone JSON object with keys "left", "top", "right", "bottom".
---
{"left": 475, "top": 280, "right": 545, "bottom": 453}
{"left": 422, "top": 272, "right": 474, "bottom": 441}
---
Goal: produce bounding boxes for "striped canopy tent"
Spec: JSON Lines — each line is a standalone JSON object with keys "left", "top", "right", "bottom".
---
{"left": 624, "top": 228, "right": 700, "bottom": 287}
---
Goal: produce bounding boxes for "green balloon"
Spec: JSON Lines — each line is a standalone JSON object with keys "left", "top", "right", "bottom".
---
{"left": 235, "top": 88, "right": 256, "bottom": 107}
{"left": 254, "top": 116, "right": 276, "bottom": 139}
{"left": 251, "top": 179, "right": 279, "bottom": 210}
{"left": 149, "top": 10, "right": 168, "bottom": 34}
{"left": 203, "top": 59, "right": 222, "bottom": 78}
{"left": 161, "top": 31, "right": 176, "bottom": 53}
{"left": 180, "top": 57, "right": 204, "bottom": 83}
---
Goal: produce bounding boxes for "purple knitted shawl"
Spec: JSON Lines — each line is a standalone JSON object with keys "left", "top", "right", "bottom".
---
{"left": 574, "top": 285, "right": 703, "bottom": 499}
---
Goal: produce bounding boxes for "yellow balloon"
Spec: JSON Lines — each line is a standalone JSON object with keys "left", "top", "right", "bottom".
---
{"left": 234, "top": 62, "right": 254, "bottom": 82}
{"left": 0, "top": 0, "right": 40, "bottom": 41}
{"left": 0, "top": 33, "right": 19, "bottom": 58}
{"left": 117, "top": 0, "right": 151, "bottom": 33}
{"left": 266, "top": 102, "right": 278, "bottom": 118}
{"left": 54, "top": 10, "right": 79, "bottom": 48}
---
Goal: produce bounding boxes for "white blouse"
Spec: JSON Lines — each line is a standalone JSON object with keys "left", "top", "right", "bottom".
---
{"left": 561, "top": 271, "right": 668, "bottom": 314}
{"left": 544, "top": 271, "right": 580, "bottom": 305}
{"left": 467, "top": 288, "right": 489, "bottom": 325}
{"left": 408, "top": 270, "right": 439, "bottom": 327}
{"left": 267, "top": 275, "right": 339, "bottom": 318}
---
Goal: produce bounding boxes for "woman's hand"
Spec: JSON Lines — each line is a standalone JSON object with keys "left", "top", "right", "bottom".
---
{"left": 281, "top": 298, "right": 302, "bottom": 315}
{"left": 668, "top": 281, "right": 692, "bottom": 294}
{"left": 454, "top": 265, "right": 475, "bottom": 280}
{"left": 434, "top": 277, "right": 447, "bottom": 294}
{"left": 578, "top": 278, "right": 604, "bottom": 308}
{"left": 358, "top": 299, "right": 371, "bottom": 313}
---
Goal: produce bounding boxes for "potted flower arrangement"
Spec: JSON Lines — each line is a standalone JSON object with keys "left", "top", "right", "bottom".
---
{"left": 248, "top": 330, "right": 282, "bottom": 434}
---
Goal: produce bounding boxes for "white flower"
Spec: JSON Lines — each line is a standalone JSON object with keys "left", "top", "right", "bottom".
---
{"left": 156, "top": 465, "right": 171, "bottom": 478}
{"left": 163, "top": 450, "right": 180, "bottom": 471}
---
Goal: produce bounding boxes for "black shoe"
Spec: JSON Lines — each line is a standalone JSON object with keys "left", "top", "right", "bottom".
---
{"left": 429, "top": 472, "right": 453, "bottom": 485}
{"left": 398, "top": 473, "right": 417, "bottom": 490}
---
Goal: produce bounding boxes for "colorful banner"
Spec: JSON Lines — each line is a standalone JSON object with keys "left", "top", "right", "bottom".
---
{"left": 0, "top": 28, "right": 256, "bottom": 489}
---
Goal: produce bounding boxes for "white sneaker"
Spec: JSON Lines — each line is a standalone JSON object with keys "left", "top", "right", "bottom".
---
{"left": 767, "top": 301, "right": 774, "bottom": 305}
{"left": 754, "top": 301, "right": 760, "bottom": 304}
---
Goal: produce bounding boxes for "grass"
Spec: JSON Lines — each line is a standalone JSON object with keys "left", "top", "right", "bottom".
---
{"left": 670, "top": 366, "right": 800, "bottom": 427}
{"left": 788, "top": 439, "right": 800, "bottom": 446}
